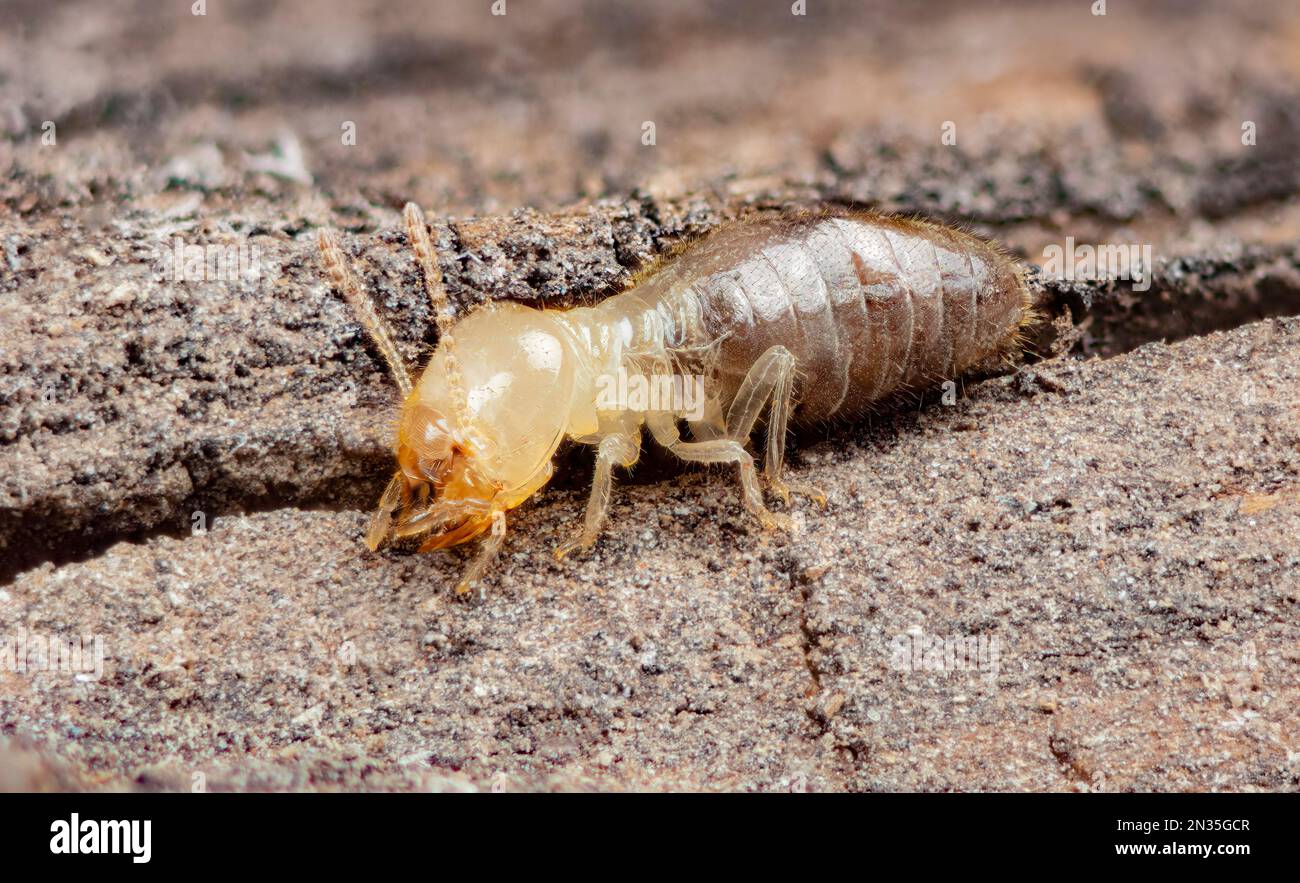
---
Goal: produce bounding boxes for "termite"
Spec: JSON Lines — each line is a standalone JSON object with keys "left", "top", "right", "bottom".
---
{"left": 317, "top": 205, "right": 1034, "bottom": 593}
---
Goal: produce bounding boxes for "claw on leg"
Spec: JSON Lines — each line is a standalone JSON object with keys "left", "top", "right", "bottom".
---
{"left": 740, "top": 459, "right": 794, "bottom": 532}
{"left": 553, "top": 533, "right": 592, "bottom": 561}
{"left": 768, "top": 477, "right": 827, "bottom": 509}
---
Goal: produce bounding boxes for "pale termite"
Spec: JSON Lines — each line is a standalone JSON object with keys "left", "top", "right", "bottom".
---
{"left": 317, "top": 206, "right": 1034, "bottom": 592}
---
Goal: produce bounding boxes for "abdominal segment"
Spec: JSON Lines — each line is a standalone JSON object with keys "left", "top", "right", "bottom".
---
{"left": 640, "top": 212, "right": 1031, "bottom": 423}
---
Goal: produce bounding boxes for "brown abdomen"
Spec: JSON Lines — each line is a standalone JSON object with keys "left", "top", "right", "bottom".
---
{"left": 660, "top": 212, "right": 1029, "bottom": 422}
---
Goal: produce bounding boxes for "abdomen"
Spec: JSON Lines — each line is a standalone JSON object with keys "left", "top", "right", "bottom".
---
{"left": 636, "top": 212, "right": 1031, "bottom": 422}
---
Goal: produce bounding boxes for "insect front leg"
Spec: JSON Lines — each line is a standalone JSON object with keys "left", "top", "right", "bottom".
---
{"left": 365, "top": 471, "right": 407, "bottom": 550}
{"left": 646, "top": 411, "right": 793, "bottom": 532}
{"left": 724, "top": 345, "right": 825, "bottom": 507}
{"left": 457, "top": 509, "right": 507, "bottom": 596}
{"left": 554, "top": 433, "right": 641, "bottom": 560}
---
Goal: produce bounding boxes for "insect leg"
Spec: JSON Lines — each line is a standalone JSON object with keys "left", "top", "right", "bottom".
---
{"left": 316, "top": 228, "right": 414, "bottom": 399}
{"left": 685, "top": 394, "right": 727, "bottom": 441}
{"left": 457, "top": 509, "right": 507, "bottom": 595}
{"left": 554, "top": 432, "right": 641, "bottom": 559}
{"left": 656, "top": 428, "right": 793, "bottom": 533}
{"left": 365, "top": 470, "right": 406, "bottom": 550}
{"left": 723, "top": 346, "right": 826, "bottom": 507}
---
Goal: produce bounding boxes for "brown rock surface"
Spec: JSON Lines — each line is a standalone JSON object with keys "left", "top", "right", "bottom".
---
{"left": 1, "top": 0, "right": 1297, "bottom": 791}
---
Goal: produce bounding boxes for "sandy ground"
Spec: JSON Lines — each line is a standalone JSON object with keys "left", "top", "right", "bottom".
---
{"left": 1, "top": 0, "right": 1297, "bottom": 791}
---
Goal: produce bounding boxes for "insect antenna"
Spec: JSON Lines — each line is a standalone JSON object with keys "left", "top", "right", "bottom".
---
{"left": 404, "top": 202, "right": 470, "bottom": 423}
{"left": 317, "top": 227, "right": 415, "bottom": 399}
{"left": 317, "top": 227, "right": 419, "bottom": 551}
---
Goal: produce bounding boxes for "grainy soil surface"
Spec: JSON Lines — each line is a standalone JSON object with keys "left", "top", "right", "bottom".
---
{"left": 1, "top": 0, "right": 1297, "bottom": 791}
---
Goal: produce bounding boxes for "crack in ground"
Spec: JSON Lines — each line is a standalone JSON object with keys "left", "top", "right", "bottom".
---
{"left": 778, "top": 552, "right": 830, "bottom": 731}
{"left": 5, "top": 216, "right": 1297, "bottom": 584}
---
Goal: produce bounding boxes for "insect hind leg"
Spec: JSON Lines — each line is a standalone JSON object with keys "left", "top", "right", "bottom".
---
{"left": 647, "top": 411, "right": 793, "bottom": 533}
{"left": 316, "top": 227, "right": 414, "bottom": 398}
{"left": 723, "top": 345, "right": 825, "bottom": 507}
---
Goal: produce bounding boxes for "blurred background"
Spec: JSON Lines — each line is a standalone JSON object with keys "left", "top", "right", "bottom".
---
{"left": 4, "top": 0, "right": 1300, "bottom": 258}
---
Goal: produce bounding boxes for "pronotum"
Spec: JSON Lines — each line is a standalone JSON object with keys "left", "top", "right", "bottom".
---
{"left": 317, "top": 205, "right": 1035, "bottom": 593}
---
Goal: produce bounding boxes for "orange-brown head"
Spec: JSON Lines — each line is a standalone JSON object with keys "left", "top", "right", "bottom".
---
{"left": 387, "top": 401, "right": 500, "bottom": 549}
{"left": 368, "top": 303, "right": 589, "bottom": 552}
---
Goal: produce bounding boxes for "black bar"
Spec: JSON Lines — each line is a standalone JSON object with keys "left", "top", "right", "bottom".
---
{"left": 2, "top": 793, "right": 1288, "bottom": 868}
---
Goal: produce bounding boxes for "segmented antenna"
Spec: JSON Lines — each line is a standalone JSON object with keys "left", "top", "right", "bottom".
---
{"left": 317, "top": 228, "right": 414, "bottom": 399}
{"left": 403, "top": 202, "right": 469, "bottom": 418}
